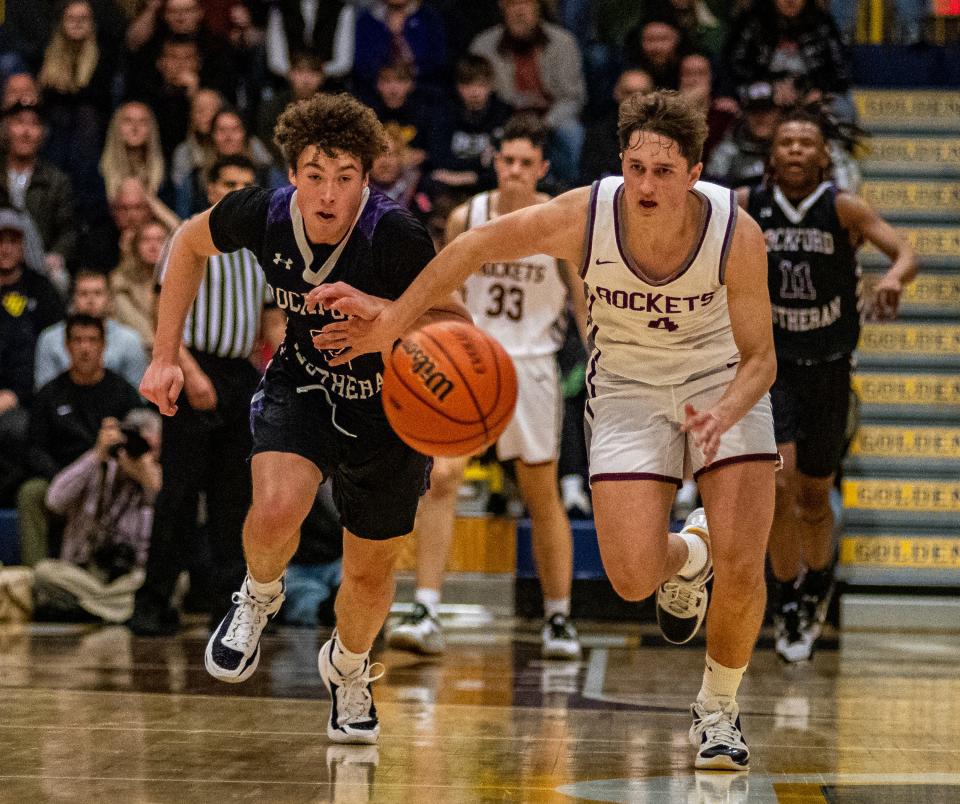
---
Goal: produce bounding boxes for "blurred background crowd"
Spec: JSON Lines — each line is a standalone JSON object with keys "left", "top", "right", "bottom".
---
{"left": 0, "top": 0, "right": 940, "bottom": 628}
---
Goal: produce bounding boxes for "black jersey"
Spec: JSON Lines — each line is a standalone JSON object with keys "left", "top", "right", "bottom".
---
{"left": 748, "top": 181, "right": 863, "bottom": 364}
{"left": 209, "top": 184, "right": 436, "bottom": 431}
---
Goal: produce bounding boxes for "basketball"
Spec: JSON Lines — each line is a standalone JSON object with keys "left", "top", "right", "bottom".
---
{"left": 382, "top": 321, "right": 518, "bottom": 457}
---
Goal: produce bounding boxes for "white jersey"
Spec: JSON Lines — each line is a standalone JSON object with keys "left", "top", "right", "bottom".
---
{"left": 462, "top": 192, "right": 567, "bottom": 358}
{"left": 581, "top": 177, "right": 740, "bottom": 385}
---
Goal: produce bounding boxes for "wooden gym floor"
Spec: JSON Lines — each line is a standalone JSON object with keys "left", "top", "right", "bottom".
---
{"left": 1, "top": 618, "right": 959, "bottom": 802}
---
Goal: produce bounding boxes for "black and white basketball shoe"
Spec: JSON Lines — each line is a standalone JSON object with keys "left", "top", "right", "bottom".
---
{"left": 386, "top": 603, "right": 445, "bottom": 655}
{"left": 656, "top": 508, "right": 713, "bottom": 644}
{"left": 205, "top": 576, "right": 285, "bottom": 682}
{"left": 690, "top": 698, "right": 750, "bottom": 770}
{"left": 319, "top": 635, "right": 385, "bottom": 744}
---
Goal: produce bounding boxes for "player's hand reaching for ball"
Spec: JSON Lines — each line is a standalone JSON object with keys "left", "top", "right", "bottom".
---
{"left": 307, "top": 282, "right": 400, "bottom": 365}
{"left": 140, "top": 361, "right": 184, "bottom": 416}
{"left": 307, "top": 282, "right": 389, "bottom": 320}
{"left": 681, "top": 404, "right": 726, "bottom": 466}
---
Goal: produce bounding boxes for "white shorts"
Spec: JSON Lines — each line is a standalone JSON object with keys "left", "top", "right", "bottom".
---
{"left": 497, "top": 354, "right": 562, "bottom": 465}
{"left": 585, "top": 362, "right": 778, "bottom": 486}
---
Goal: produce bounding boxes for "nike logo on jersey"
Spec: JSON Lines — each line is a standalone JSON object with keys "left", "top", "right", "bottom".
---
{"left": 595, "top": 258, "right": 616, "bottom": 265}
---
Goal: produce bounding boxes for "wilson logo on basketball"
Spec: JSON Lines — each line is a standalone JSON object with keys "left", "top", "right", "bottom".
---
{"left": 399, "top": 339, "right": 456, "bottom": 402}
{"left": 451, "top": 327, "right": 486, "bottom": 374}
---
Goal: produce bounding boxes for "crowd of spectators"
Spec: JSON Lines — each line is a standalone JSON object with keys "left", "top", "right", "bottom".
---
{"left": 0, "top": 0, "right": 921, "bottom": 626}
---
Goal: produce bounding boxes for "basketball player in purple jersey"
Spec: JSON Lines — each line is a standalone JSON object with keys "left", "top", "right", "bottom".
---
{"left": 140, "top": 93, "right": 468, "bottom": 745}
{"left": 311, "top": 90, "right": 778, "bottom": 771}
{"left": 742, "top": 107, "right": 917, "bottom": 663}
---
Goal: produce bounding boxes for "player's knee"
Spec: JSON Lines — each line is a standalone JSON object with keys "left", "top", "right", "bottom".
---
{"left": 774, "top": 466, "right": 797, "bottom": 496}
{"left": 341, "top": 559, "right": 393, "bottom": 595}
{"left": 526, "top": 489, "right": 564, "bottom": 522}
{"left": 713, "top": 550, "right": 765, "bottom": 598}
{"left": 248, "top": 491, "right": 305, "bottom": 539}
{"left": 606, "top": 567, "right": 659, "bottom": 602}
{"left": 428, "top": 462, "right": 464, "bottom": 500}
{"left": 796, "top": 484, "right": 832, "bottom": 523}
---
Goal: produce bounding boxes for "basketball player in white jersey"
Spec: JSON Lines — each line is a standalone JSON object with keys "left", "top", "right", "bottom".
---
{"left": 387, "top": 115, "right": 588, "bottom": 660}
{"left": 310, "top": 90, "right": 778, "bottom": 771}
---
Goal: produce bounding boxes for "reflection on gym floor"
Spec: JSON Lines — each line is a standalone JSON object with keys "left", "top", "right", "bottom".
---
{"left": 1, "top": 620, "right": 959, "bottom": 802}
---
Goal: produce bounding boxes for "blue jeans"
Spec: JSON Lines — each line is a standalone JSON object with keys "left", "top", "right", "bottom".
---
{"left": 283, "top": 560, "right": 342, "bottom": 626}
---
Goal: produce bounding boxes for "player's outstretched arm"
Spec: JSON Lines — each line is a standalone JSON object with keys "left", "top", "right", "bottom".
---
{"left": 140, "top": 210, "right": 222, "bottom": 415}
{"left": 307, "top": 188, "right": 591, "bottom": 364}
{"left": 682, "top": 213, "right": 777, "bottom": 464}
{"left": 308, "top": 197, "right": 471, "bottom": 360}
{"left": 836, "top": 192, "right": 918, "bottom": 320}
{"left": 311, "top": 282, "right": 470, "bottom": 364}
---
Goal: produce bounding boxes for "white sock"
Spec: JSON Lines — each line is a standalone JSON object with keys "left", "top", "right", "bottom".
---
{"left": 560, "top": 474, "right": 591, "bottom": 512}
{"left": 246, "top": 572, "right": 283, "bottom": 603}
{"left": 414, "top": 587, "right": 440, "bottom": 618}
{"left": 560, "top": 474, "right": 583, "bottom": 501}
{"left": 675, "top": 479, "right": 698, "bottom": 506}
{"left": 697, "top": 654, "right": 747, "bottom": 707}
{"left": 543, "top": 598, "right": 570, "bottom": 618}
{"left": 332, "top": 631, "right": 369, "bottom": 677}
{"left": 677, "top": 530, "right": 708, "bottom": 580}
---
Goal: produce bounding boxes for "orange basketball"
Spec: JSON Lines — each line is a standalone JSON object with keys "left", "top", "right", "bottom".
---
{"left": 382, "top": 321, "right": 518, "bottom": 457}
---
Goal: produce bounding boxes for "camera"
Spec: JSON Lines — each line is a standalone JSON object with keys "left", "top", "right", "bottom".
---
{"left": 108, "top": 424, "right": 151, "bottom": 459}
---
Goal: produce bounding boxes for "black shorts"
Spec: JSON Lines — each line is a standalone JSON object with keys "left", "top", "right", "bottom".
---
{"left": 770, "top": 355, "right": 852, "bottom": 478}
{"left": 249, "top": 360, "right": 431, "bottom": 540}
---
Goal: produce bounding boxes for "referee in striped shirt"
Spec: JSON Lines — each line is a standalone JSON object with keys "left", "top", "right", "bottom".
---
{"left": 130, "top": 155, "right": 284, "bottom": 635}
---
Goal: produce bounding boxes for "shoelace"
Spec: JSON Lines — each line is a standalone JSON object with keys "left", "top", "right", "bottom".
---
{"left": 337, "top": 662, "right": 386, "bottom": 724}
{"left": 661, "top": 581, "right": 700, "bottom": 615}
{"left": 224, "top": 589, "right": 270, "bottom": 651}
{"left": 695, "top": 705, "right": 744, "bottom": 748}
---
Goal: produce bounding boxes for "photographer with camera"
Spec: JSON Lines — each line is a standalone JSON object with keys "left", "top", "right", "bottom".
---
{"left": 33, "top": 409, "right": 161, "bottom": 623}
{"left": 17, "top": 313, "right": 142, "bottom": 566}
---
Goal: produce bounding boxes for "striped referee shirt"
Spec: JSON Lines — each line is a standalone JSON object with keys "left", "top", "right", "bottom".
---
{"left": 158, "top": 230, "right": 272, "bottom": 359}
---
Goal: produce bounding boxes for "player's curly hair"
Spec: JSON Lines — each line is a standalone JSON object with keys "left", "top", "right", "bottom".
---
{"left": 765, "top": 102, "right": 869, "bottom": 184}
{"left": 774, "top": 103, "right": 868, "bottom": 155}
{"left": 618, "top": 89, "right": 708, "bottom": 166}
{"left": 274, "top": 93, "right": 388, "bottom": 174}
